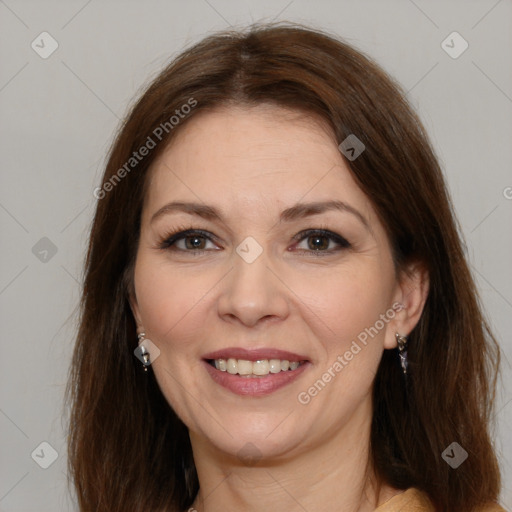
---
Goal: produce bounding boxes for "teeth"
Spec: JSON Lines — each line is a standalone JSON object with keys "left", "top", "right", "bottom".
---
{"left": 269, "top": 359, "right": 281, "bottom": 373}
{"left": 212, "top": 358, "right": 303, "bottom": 376}
{"left": 227, "top": 358, "right": 238, "bottom": 375}
{"left": 253, "top": 360, "right": 269, "bottom": 376}
{"left": 237, "top": 359, "right": 253, "bottom": 375}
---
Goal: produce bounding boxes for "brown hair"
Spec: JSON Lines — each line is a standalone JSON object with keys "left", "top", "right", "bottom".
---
{"left": 67, "top": 23, "right": 502, "bottom": 511}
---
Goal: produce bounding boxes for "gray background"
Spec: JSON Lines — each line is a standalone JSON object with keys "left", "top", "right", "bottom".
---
{"left": 0, "top": 1, "right": 511, "bottom": 510}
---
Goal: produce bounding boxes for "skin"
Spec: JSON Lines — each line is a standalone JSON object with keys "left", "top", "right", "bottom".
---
{"left": 130, "top": 105, "right": 429, "bottom": 512}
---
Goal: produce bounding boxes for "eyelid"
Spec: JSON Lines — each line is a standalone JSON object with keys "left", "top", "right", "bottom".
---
{"left": 158, "top": 226, "right": 351, "bottom": 254}
{"left": 158, "top": 228, "right": 221, "bottom": 251}
{"left": 291, "top": 228, "right": 351, "bottom": 253}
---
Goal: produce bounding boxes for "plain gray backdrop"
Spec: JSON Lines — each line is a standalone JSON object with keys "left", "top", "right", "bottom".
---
{"left": 1, "top": 1, "right": 511, "bottom": 510}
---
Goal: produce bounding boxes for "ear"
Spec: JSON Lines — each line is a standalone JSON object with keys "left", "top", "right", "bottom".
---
{"left": 383, "top": 261, "right": 430, "bottom": 349}
{"left": 128, "top": 289, "right": 144, "bottom": 332}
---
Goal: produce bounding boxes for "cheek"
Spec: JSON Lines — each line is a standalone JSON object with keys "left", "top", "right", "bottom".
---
{"left": 290, "top": 260, "right": 394, "bottom": 350}
{"left": 292, "top": 265, "right": 395, "bottom": 422}
{"left": 133, "top": 257, "right": 217, "bottom": 346}
{"left": 132, "top": 257, "right": 217, "bottom": 421}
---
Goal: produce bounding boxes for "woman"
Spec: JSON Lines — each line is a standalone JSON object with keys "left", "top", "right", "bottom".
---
{"left": 67, "top": 24, "right": 506, "bottom": 511}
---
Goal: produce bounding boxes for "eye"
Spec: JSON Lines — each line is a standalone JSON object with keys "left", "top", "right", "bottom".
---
{"left": 292, "top": 229, "right": 350, "bottom": 255}
{"left": 158, "top": 227, "right": 350, "bottom": 256}
{"left": 159, "top": 229, "right": 220, "bottom": 252}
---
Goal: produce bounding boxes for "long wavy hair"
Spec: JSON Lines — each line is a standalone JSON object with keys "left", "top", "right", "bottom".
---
{"left": 67, "top": 23, "right": 502, "bottom": 511}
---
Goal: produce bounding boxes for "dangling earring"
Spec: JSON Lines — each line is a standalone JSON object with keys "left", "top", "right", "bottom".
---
{"left": 136, "top": 332, "right": 150, "bottom": 371}
{"left": 395, "top": 333, "right": 409, "bottom": 375}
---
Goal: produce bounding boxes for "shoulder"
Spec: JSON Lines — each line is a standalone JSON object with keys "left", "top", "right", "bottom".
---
{"left": 375, "top": 488, "right": 508, "bottom": 512}
{"left": 376, "top": 488, "right": 435, "bottom": 511}
{"left": 476, "top": 504, "right": 509, "bottom": 512}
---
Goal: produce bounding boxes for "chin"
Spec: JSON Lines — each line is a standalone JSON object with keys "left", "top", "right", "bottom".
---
{"left": 192, "top": 413, "right": 309, "bottom": 465}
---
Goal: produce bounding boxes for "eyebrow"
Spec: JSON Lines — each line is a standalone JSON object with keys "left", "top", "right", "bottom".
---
{"left": 150, "top": 200, "right": 371, "bottom": 232}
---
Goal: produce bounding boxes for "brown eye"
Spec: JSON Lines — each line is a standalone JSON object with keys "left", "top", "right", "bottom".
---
{"left": 307, "top": 234, "right": 330, "bottom": 251}
{"left": 293, "top": 229, "right": 351, "bottom": 254}
{"left": 184, "top": 234, "right": 207, "bottom": 250}
{"left": 160, "top": 230, "right": 219, "bottom": 252}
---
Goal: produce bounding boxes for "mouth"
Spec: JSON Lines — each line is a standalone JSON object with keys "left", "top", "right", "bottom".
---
{"left": 202, "top": 348, "right": 310, "bottom": 396}
{"left": 206, "top": 358, "right": 306, "bottom": 376}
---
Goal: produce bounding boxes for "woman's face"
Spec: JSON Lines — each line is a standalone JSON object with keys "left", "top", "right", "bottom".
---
{"left": 131, "top": 105, "right": 408, "bottom": 463}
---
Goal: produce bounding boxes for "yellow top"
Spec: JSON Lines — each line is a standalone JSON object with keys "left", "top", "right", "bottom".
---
{"left": 375, "top": 488, "right": 508, "bottom": 511}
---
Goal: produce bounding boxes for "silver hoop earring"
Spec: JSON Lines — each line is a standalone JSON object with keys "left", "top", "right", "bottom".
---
{"left": 395, "top": 333, "right": 409, "bottom": 375}
{"left": 136, "top": 332, "right": 150, "bottom": 371}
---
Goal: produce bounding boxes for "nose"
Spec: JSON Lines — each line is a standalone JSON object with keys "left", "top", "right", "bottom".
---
{"left": 217, "top": 246, "right": 290, "bottom": 328}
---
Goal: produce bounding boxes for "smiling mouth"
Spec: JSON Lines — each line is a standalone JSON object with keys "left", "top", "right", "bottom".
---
{"left": 206, "top": 358, "right": 307, "bottom": 377}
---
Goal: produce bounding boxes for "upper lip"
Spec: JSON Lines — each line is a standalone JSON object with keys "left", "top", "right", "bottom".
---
{"left": 202, "top": 347, "right": 309, "bottom": 362}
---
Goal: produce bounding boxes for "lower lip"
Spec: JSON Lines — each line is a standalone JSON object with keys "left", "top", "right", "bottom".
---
{"left": 203, "top": 360, "right": 310, "bottom": 396}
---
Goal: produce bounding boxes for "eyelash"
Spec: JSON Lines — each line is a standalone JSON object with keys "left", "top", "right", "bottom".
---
{"left": 157, "top": 224, "right": 351, "bottom": 257}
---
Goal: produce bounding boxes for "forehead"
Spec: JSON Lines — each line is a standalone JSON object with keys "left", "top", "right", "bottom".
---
{"left": 143, "top": 105, "right": 373, "bottom": 222}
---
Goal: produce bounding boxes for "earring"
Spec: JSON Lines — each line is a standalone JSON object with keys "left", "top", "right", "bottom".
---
{"left": 137, "top": 332, "right": 150, "bottom": 371}
{"left": 395, "top": 333, "right": 409, "bottom": 375}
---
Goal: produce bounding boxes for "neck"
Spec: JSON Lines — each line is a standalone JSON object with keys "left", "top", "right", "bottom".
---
{"left": 189, "top": 396, "right": 399, "bottom": 512}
